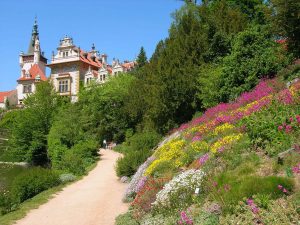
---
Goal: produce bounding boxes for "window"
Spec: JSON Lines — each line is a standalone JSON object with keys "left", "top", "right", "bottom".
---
{"left": 99, "top": 75, "right": 103, "bottom": 81}
{"left": 86, "top": 77, "right": 92, "bottom": 84}
{"left": 59, "top": 80, "right": 69, "bottom": 93}
{"left": 23, "top": 84, "right": 32, "bottom": 93}
{"left": 66, "top": 51, "right": 68, "bottom": 57}
{"left": 103, "top": 74, "right": 106, "bottom": 81}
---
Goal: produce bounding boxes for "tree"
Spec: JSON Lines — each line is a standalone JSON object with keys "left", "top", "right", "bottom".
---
{"left": 219, "top": 25, "right": 289, "bottom": 101}
{"left": 79, "top": 74, "right": 137, "bottom": 142}
{"left": 271, "top": 0, "right": 300, "bottom": 58}
{"left": 136, "top": 47, "right": 148, "bottom": 68}
{"left": 8, "top": 81, "right": 62, "bottom": 165}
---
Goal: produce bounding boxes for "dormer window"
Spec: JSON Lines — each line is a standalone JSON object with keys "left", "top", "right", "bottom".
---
{"left": 23, "top": 84, "right": 32, "bottom": 93}
{"left": 35, "top": 74, "right": 41, "bottom": 81}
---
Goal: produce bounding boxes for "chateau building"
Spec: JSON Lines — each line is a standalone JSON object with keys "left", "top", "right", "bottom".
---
{"left": 17, "top": 18, "right": 47, "bottom": 105}
{"left": 0, "top": 90, "right": 17, "bottom": 109}
{"left": 15, "top": 19, "right": 136, "bottom": 105}
{"left": 48, "top": 36, "right": 135, "bottom": 102}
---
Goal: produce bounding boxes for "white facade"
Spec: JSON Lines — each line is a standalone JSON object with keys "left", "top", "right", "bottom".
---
{"left": 17, "top": 18, "right": 47, "bottom": 105}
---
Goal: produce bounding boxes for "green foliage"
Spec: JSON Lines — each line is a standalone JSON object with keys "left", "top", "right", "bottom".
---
{"left": 11, "top": 168, "right": 60, "bottom": 203}
{"left": 116, "top": 130, "right": 161, "bottom": 177}
{"left": 213, "top": 173, "right": 294, "bottom": 213}
{"left": 277, "top": 62, "right": 300, "bottom": 81}
{"left": 219, "top": 25, "right": 289, "bottom": 101}
{"left": 271, "top": 0, "right": 300, "bottom": 58}
{"left": 240, "top": 101, "right": 300, "bottom": 156}
{"left": 116, "top": 144, "right": 155, "bottom": 177}
{"left": 220, "top": 197, "right": 300, "bottom": 224}
{"left": 115, "top": 211, "right": 139, "bottom": 225}
{"left": 8, "top": 82, "right": 63, "bottom": 165}
{"left": 197, "top": 64, "right": 222, "bottom": 109}
{"left": 136, "top": 47, "right": 147, "bottom": 68}
{"left": 79, "top": 74, "right": 136, "bottom": 143}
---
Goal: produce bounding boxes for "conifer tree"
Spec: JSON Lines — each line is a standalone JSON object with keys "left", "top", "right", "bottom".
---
{"left": 136, "top": 47, "right": 147, "bottom": 68}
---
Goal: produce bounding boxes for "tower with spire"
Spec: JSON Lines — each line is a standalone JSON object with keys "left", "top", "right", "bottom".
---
{"left": 17, "top": 17, "right": 47, "bottom": 105}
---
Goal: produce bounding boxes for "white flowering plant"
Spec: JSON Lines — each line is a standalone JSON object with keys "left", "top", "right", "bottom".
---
{"left": 123, "top": 156, "right": 155, "bottom": 201}
{"left": 152, "top": 169, "right": 205, "bottom": 210}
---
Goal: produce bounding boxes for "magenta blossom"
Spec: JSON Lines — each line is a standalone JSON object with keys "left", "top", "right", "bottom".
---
{"left": 192, "top": 135, "right": 202, "bottom": 142}
{"left": 292, "top": 163, "right": 300, "bottom": 174}
{"left": 246, "top": 198, "right": 259, "bottom": 214}
{"left": 285, "top": 125, "right": 293, "bottom": 133}
{"left": 198, "top": 153, "right": 209, "bottom": 166}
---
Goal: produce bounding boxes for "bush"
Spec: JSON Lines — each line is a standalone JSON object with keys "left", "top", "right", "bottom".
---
{"left": 278, "top": 63, "right": 300, "bottom": 81}
{"left": 115, "top": 211, "right": 139, "bottom": 225}
{"left": 0, "top": 191, "right": 17, "bottom": 215}
{"left": 50, "top": 139, "right": 98, "bottom": 175}
{"left": 212, "top": 173, "right": 294, "bottom": 213}
{"left": 220, "top": 198, "right": 300, "bottom": 224}
{"left": 240, "top": 101, "right": 300, "bottom": 156}
{"left": 59, "top": 151, "right": 86, "bottom": 175}
{"left": 116, "top": 131, "right": 161, "bottom": 177}
{"left": 59, "top": 173, "right": 77, "bottom": 183}
{"left": 11, "top": 168, "right": 60, "bottom": 203}
{"left": 116, "top": 150, "right": 152, "bottom": 177}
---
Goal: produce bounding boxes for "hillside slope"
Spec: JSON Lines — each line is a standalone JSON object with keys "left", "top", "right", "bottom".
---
{"left": 117, "top": 78, "right": 300, "bottom": 225}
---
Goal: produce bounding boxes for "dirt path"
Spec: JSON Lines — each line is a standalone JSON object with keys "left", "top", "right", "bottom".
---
{"left": 15, "top": 149, "right": 128, "bottom": 225}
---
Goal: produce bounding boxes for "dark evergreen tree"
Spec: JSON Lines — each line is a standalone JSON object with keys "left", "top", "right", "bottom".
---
{"left": 271, "top": 0, "right": 300, "bottom": 58}
{"left": 136, "top": 47, "right": 148, "bottom": 68}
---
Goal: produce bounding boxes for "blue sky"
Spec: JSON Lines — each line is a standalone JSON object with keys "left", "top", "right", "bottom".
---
{"left": 0, "top": 0, "right": 184, "bottom": 91}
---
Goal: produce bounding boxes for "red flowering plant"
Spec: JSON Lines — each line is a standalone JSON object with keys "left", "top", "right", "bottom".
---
{"left": 131, "top": 176, "right": 170, "bottom": 219}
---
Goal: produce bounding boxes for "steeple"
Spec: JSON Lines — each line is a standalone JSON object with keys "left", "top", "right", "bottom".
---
{"left": 28, "top": 17, "right": 39, "bottom": 55}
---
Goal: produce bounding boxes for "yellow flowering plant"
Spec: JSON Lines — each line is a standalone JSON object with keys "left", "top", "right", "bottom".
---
{"left": 213, "top": 123, "right": 235, "bottom": 136}
{"left": 145, "top": 139, "right": 186, "bottom": 176}
{"left": 210, "top": 133, "right": 243, "bottom": 153}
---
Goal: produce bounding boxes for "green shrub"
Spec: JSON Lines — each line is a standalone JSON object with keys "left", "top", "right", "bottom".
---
{"left": 116, "top": 130, "right": 161, "bottom": 177}
{"left": 115, "top": 211, "right": 139, "bottom": 225}
{"left": 71, "top": 139, "right": 98, "bottom": 164}
{"left": 220, "top": 198, "right": 300, "bottom": 224}
{"left": 50, "top": 139, "right": 98, "bottom": 175}
{"left": 59, "top": 173, "right": 77, "bottom": 183}
{"left": 213, "top": 173, "right": 294, "bottom": 213}
{"left": 0, "top": 191, "right": 17, "bottom": 215}
{"left": 240, "top": 101, "right": 300, "bottom": 156}
{"left": 11, "top": 168, "right": 60, "bottom": 203}
{"left": 116, "top": 150, "right": 151, "bottom": 177}
{"left": 59, "top": 151, "right": 86, "bottom": 175}
{"left": 278, "top": 63, "right": 300, "bottom": 81}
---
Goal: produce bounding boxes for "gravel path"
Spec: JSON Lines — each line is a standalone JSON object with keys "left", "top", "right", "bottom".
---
{"left": 15, "top": 149, "right": 128, "bottom": 225}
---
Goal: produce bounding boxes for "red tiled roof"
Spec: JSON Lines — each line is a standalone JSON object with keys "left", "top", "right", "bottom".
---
{"left": 122, "top": 61, "right": 135, "bottom": 69}
{"left": 18, "top": 64, "right": 47, "bottom": 81}
{"left": 0, "top": 90, "right": 15, "bottom": 103}
{"left": 79, "top": 50, "right": 102, "bottom": 68}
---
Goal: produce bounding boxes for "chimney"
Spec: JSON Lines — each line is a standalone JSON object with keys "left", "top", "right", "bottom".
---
{"left": 101, "top": 54, "right": 107, "bottom": 64}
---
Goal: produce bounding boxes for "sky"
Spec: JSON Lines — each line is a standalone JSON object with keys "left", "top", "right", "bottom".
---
{"left": 0, "top": 0, "right": 184, "bottom": 91}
